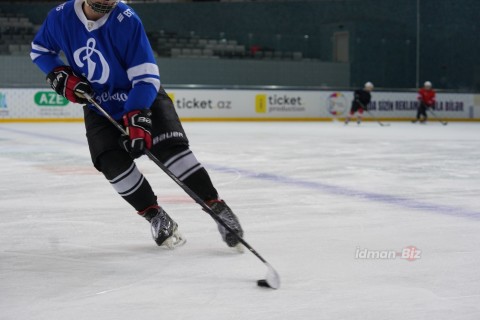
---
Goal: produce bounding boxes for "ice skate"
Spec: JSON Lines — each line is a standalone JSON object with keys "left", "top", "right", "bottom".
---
{"left": 356, "top": 115, "right": 363, "bottom": 125}
{"left": 206, "top": 199, "right": 244, "bottom": 253}
{"left": 140, "top": 205, "right": 186, "bottom": 249}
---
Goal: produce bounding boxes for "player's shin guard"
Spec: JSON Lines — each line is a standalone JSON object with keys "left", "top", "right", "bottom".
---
{"left": 162, "top": 147, "right": 243, "bottom": 249}
{"left": 163, "top": 148, "right": 219, "bottom": 201}
{"left": 96, "top": 150, "right": 156, "bottom": 211}
{"left": 357, "top": 110, "right": 363, "bottom": 124}
{"left": 164, "top": 149, "right": 203, "bottom": 180}
{"left": 108, "top": 162, "right": 157, "bottom": 211}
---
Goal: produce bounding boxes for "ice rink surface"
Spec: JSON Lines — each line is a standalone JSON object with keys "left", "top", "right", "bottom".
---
{"left": 1, "top": 121, "right": 480, "bottom": 320}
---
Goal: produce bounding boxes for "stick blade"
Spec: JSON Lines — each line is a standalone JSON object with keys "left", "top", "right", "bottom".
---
{"left": 265, "top": 263, "right": 281, "bottom": 289}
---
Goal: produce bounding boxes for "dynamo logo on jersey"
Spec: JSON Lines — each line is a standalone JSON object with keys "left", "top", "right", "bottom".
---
{"left": 73, "top": 38, "right": 110, "bottom": 84}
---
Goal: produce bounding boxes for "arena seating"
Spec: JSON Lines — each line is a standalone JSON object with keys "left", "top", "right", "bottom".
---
{"left": 0, "top": 8, "right": 304, "bottom": 61}
{"left": 147, "top": 30, "right": 303, "bottom": 60}
{"left": 0, "top": 10, "right": 36, "bottom": 55}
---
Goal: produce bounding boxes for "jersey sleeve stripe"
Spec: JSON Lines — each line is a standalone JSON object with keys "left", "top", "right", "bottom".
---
{"left": 30, "top": 52, "right": 42, "bottom": 61}
{"left": 31, "top": 42, "right": 55, "bottom": 53}
{"left": 131, "top": 74, "right": 160, "bottom": 82}
{"left": 132, "top": 78, "right": 160, "bottom": 91}
{"left": 127, "top": 63, "right": 159, "bottom": 81}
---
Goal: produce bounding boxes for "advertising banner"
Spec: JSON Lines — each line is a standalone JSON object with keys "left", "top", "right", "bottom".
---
{"left": 322, "top": 91, "right": 475, "bottom": 120}
{"left": 168, "top": 89, "right": 324, "bottom": 119}
{"left": 0, "top": 88, "right": 477, "bottom": 121}
{"left": 0, "top": 88, "right": 83, "bottom": 120}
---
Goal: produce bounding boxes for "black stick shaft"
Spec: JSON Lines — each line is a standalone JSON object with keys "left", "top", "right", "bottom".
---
{"left": 428, "top": 109, "right": 448, "bottom": 125}
{"left": 358, "top": 101, "right": 389, "bottom": 126}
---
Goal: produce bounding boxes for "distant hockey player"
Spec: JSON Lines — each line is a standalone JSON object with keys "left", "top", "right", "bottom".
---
{"left": 345, "top": 82, "right": 374, "bottom": 125}
{"left": 30, "top": 0, "right": 243, "bottom": 250}
{"left": 414, "top": 81, "right": 436, "bottom": 123}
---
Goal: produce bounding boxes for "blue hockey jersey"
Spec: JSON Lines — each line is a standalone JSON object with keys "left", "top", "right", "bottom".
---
{"left": 31, "top": 0, "right": 160, "bottom": 120}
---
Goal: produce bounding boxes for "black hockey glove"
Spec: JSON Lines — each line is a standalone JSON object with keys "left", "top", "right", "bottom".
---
{"left": 121, "top": 109, "right": 153, "bottom": 158}
{"left": 46, "top": 66, "right": 94, "bottom": 104}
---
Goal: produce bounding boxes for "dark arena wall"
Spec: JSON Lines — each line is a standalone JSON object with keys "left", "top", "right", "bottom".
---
{"left": 0, "top": 0, "right": 478, "bottom": 91}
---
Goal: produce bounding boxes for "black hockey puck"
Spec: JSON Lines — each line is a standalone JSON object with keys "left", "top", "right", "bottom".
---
{"left": 257, "top": 279, "right": 270, "bottom": 288}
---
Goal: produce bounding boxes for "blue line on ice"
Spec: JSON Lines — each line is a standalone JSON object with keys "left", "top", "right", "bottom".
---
{"left": 207, "top": 164, "right": 480, "bottom": 220}
{"left": 2, "top": 126, "right": 479, "bottom": 220}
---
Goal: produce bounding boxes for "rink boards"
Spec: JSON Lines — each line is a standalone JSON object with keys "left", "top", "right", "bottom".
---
{"left": 0, "top": 88, "right": 478, "bottom": 121}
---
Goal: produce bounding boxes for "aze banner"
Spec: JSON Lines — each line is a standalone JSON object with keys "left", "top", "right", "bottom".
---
{"left": 0, "top": 88, "right": 84, "bottom": 120}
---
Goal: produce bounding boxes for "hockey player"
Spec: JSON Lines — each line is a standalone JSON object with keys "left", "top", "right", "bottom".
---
{"left": 30, "top": 0, "right": 243, "bottom": 250}
{"left": 413, "top": 81, "right": 436, "bottom": 123}
{"left": 345, "top": 82, "right": 374, "bottom": 125}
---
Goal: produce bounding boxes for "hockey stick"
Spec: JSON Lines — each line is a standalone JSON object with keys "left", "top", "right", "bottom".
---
{"left": 358, "top": 101, "right": 390, "bottom": 127}
{"left": 428, "top": 108, "right": 448, "bottom": 126}
{"left": 82, "top": 93, "right": 281, "bottom": 290}
{"left": 365, "top": 109, "right": 390, "bottom": 127}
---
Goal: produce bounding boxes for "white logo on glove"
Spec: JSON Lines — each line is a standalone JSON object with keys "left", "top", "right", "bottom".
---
{"left": 73, "top": 38, "right": 110, "bottom": 84}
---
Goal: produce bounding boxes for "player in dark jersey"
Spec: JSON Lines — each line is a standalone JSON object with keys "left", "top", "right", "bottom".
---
{"left": 345, "top": 82, "right": 374, "bottom": 125}
{"left": 31, "top": 0, "right": 243, "bottom": 250}
{"left": 413, "top": 81, "right": 436, "bottom": 124}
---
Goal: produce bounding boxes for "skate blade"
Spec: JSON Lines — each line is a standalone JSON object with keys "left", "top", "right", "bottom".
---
{"left": 233, "top": 243, "right": 245, "bottom": 254}
{"left": 163, "top": 230, "right": 187, "bottom": 249}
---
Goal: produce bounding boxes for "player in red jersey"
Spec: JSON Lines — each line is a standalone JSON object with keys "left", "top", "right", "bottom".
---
{"left": 414, "top": 81, "right": 436, "bottom": 123}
